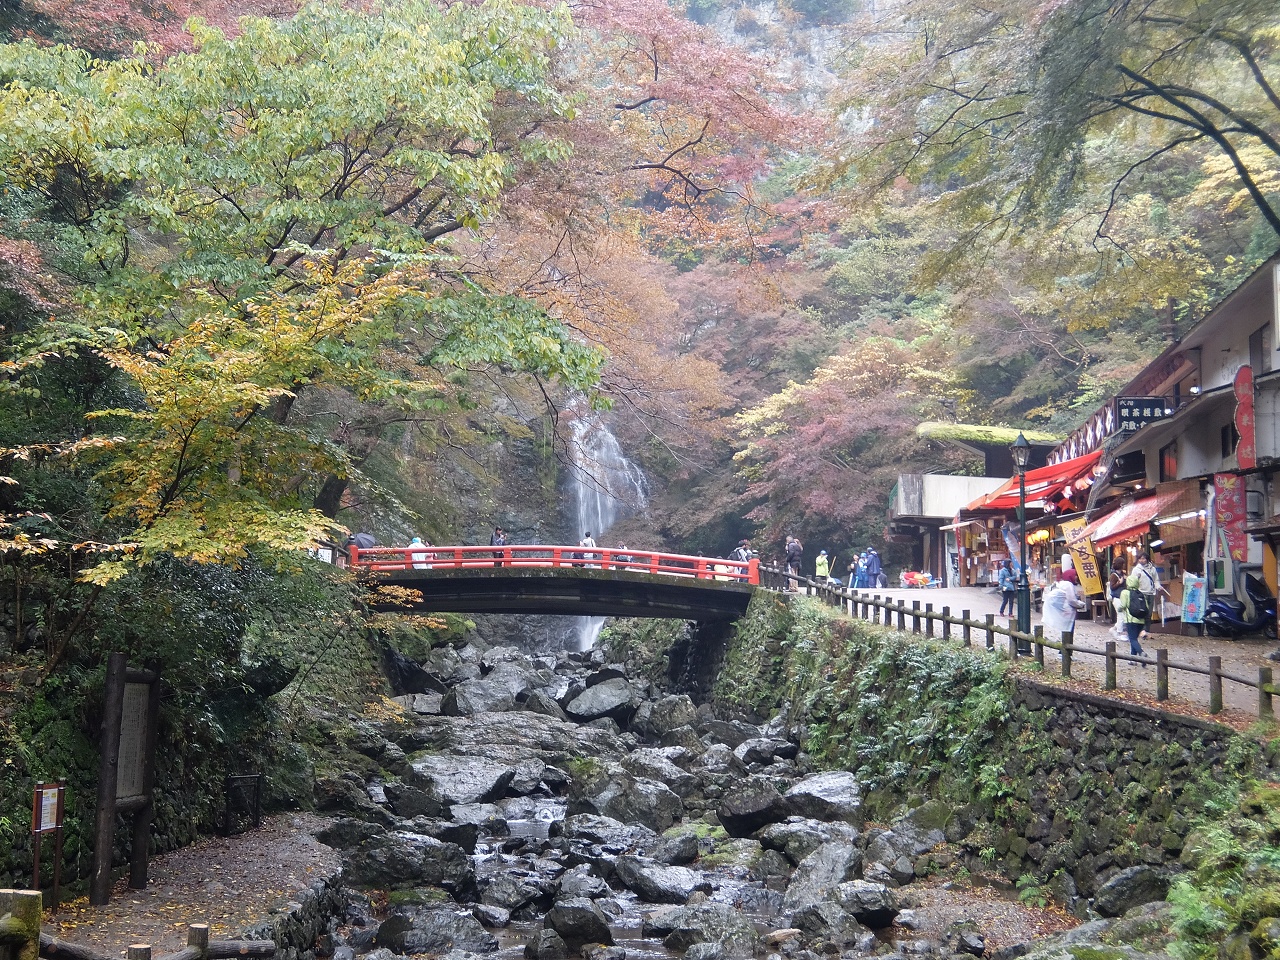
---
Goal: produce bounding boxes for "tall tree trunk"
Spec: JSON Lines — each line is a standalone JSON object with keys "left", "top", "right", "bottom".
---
{"left": 314, "top": 474, "right": 348, "bottom": 519}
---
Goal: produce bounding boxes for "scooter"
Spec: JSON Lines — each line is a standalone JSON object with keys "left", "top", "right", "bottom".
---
{"left": 1204, "top": 572, "right": 1277, "bottom": 639}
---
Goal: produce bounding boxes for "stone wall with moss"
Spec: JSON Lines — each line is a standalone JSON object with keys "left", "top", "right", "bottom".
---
{"left": 692, "top": 594, "right": 1280, "bottom": 908}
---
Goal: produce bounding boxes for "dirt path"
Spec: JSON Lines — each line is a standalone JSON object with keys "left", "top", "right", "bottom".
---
{"left": 46, "top": 814, "right": 339, "bottom": 957}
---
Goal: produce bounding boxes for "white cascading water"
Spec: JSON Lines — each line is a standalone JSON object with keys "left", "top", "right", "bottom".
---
{"left": 568, "top": 410, "right": 649, "bottom": 649}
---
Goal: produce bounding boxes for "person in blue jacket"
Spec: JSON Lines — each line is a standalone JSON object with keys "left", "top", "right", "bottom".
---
{"left": 998, "top": 559, "right": 1017, "bottom": 615}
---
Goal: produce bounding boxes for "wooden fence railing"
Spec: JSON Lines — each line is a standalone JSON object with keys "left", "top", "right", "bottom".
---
{"left": 0, "top": 890, "right": 276, "bottom": 960}
{"left": 760, "top": 565, "right": 1275, "bottom": 718}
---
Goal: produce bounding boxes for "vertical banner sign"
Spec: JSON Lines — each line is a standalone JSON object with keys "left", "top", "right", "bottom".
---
{"left": 1235, "top": 364, "right": 1257, "bottom": 469}
{"left": 1059, "top": 517, "right": 1105, "bottom": 596}
{"left": 31, "top": 780, "right": 65, "bottom": 911}
{"left": 1214, "top": 473, "right": 1249, "bottom": 562}
{"left": 1182, "top": 573, "right": 1207, "bottom": 624}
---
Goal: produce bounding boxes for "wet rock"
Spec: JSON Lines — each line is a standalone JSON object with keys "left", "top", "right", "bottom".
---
{"left": 659, "top": 725, "right": 707, "bottom": 754}
{"left": 472, "top": 904, "right": 510, "bottom": 929}
{"left": 647, "top": 828, "right": 700, "bottom": 865}
{"left": 647, "top": 695, "right": 699, "bottom": 737}
{"left": 783, "top": 772, "right": 863, "bottom": 825}
{"left": 524, "top": 930, "right": 570, "bottom": 960}
{"left": 509, "top": 759, "right": 548, "bottom": 795}
{"left": 522, "top": 691, "right": 568, "bottom": 721}
{"left": 782, "top": 841, "right": 863, "bottom": 912}
{"left": 342, "top": 831, "right": 475, "bottom": 893}
{"left": 409, "top": 756, "right": 516, "bottom": 805}
{"left": 575, "top": 777, "right": 684, "bottom": 834}
{"left": 394, "top": 693, "right": 444, "bottom": 716}
{"left": 385, "top": 782, "right": 450, "bottom": 820}
{"left": 865, "top": 822, "right": 944, "bottom": 868}
{"left": 545, "top": 897, "right": 614, "bottom": 949}
{"left": 566, "top": 678, "right": 642, "bottom": 724}
{"left": 613, "top": 855, "right": 713, "bottom": 904}
{"left": 758, "top": 818, "right": 859, "bottom": 866}
{"left": 734, "top": 738, "right": 787, "bottom": 766}
{"left": 698, "top": 718, "right": 762, "bottom": 749}
{"left": 1093, "top": 865, "right": 1174, "bottom": 918}
{"left": 558, "top": 865, "right": 611, "bottom": 899}
{"left": 717, "top": 775, "right": 786, "bottom": 837}
{"left": 375, "top": 908, "right": 498, "bottom": 954}
{"left": 557, "top": 814, "right": 657, "bottom": 850}
{"left": 750, "top": 848, "right": 792, "bottom": 881}
{"left": 695, "top": 744, "right": 748, "bottom": 777}
{"left": 683, "top": 945, "right": 723, "bottom": 960}
{"left": 581, "top": 946, "right": 627, "bottom": 960}
{"left": 407, "top": 818, "right": 480, "bottom": 854}
{"left": 791, "top": 902, "right": 865, "bottom": 947}
{"left": 483, "top": 873, "right": 545, "bottom": 912}
{"left": 835, "top": 880, "right": 900, "bottom": 928}
{"left": 315, "top": 817, "right": 381, "bottom": 850}
{"left": 642, "top": 903, "right": 760, "bottom": 956}
{"left": 624, "top": 750, "right": 698, "bottom": 798}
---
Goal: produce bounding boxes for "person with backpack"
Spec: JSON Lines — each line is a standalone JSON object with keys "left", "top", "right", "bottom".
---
{"left": 1119, "top": 570, "right": 1150, "bottom": 662}
{"left": 784, "top": 536, "right": 803, "bottom": 592}
{"left": 1132, "top": 552, "right": 1167, "bottom": 625}
{"left": 730, "top": 539, "right": 753, "bottom": 564}
{"left": 580, "top": 531, "right": 597, "bottom": 567}
{"left": 997, "top": 559, "right": 1017, "bottom": 615}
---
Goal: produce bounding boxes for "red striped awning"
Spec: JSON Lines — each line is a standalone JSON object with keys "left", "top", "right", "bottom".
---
{"left": 964, "top": 450, "right": 1104, "bottom": 512}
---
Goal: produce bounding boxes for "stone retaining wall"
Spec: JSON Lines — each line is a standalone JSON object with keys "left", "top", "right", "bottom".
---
{"left": 242, "top": 873, "right": 346, "bottom": 960}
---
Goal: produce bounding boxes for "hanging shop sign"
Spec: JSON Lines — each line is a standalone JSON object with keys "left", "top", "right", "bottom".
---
{"left": 1214, "top": 473, "right": 1250, "bottom": 562}
{"left": 1234, "top": 364, "right": 1257, "bottom": 469}
{"left": 1116, "top": 397, "right": 1170, "bottom": 432}
{"left": 1058, "top": 517, "right": 1105, "bottom": 596}
{"left": 1182, "top": 573, "right": 1207, "bottom": 624}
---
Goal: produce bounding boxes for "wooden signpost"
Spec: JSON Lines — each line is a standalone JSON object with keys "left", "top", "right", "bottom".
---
{"left": 91, "top": 653, "right": 161, "bottom": 906}
{"left": 30, "top": 781, "right": 64, "bottom": 911}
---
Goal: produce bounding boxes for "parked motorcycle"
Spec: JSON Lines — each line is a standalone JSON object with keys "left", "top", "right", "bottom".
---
{"left": 1204, "top": 572, "right": 1277, "bottom": 639}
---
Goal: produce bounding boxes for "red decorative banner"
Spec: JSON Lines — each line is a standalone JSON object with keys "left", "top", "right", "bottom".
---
{"left": 1235, "top": 364, "right": 1257, "bottom": 469}
{"left": 1214, "top": 472, "right": 1249, "bottom": 562}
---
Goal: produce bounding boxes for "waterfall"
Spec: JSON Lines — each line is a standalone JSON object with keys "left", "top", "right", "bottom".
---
{"left": 568, "top": 410, "right": 649, "bottom": 649}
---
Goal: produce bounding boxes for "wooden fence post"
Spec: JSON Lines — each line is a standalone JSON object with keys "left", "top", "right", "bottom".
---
{"left": 1105, "top": 641, "right": 1117, "bottom": 690}
{"left": 1210, "top": 656, "right": 1223, "bottom": 714}
{"left": 1157, "top": 649, "right": 1169, "bottom": 701}
{"left": 128, "top": 946, "right": 152, "bottom": 960}
{"left": 898, "top": 602, "right": 906, "bottom": 631}
{"left": 962, "top": 611, "right": 971, "bottom": 647}
{"left": 1061, "top": 631, "right": 1072, "bottom": 678}
{"left": 1007, "top": 630, "right": 1018, "bottom": 660}
{"left": 925, "top": 603, "right": 934, "bottom": 638}
{"left": 1033, "top": 625, "right": 1044, "bottom": 667}
{"left": 912, "top": 600, "right": 921, "bottom": 634}
{"left": 984, "top": 614, "right": 995, "bottom": 650}
{"left": 942, "top": 607, "right": 951, "bottom": 641}
{"left": 0, "top": 889, "right": 41, "bottom": 960}
{"left": 872, "top": 596, "right": 880, "bottom": 624}
{"left": 1262, "top": 666, "right": 1274, "bottom": 720}
{"left": 188, "top": 924, "right": 210, "bottom": 958}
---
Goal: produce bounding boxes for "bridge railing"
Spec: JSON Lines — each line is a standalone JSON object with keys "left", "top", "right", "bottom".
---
{"left": 352, "top": 544, "right": 760, "bottom": 585}
{"left": 760, "top": 564, "right": 1277, "bottom": 719}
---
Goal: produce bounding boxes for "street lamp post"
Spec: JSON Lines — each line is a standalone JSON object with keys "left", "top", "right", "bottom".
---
{"left": 1011, "top": 433, "right": 1033, "bottom": 646}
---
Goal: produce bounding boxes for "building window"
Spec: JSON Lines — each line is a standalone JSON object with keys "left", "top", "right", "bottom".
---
{"left": 1160, "top": 441, "right": 1178, "bottom": 481}
{"left": 1222, "top": 421, "right": 1241, "bottom": 460}
{"left": 1250, "top": 323, "right": 1274, "bottom": 374}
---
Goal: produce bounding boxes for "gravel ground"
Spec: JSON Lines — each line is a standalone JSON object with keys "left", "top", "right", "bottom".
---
{"left": 47, "top": 813, "right": 340, "bottom": 957}
{"left": 898, "top": 874, "right": 1078, "bottom": 952}
{"left": 842, "top": 584, "right": 1275, "bottom": 723}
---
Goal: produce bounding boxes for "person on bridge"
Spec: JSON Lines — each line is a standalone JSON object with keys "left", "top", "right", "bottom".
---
{"left": 490, "top": 526, "right": 507, "bottom": 567}
{"left": 815, "top": 550, "right": 830, "bottom": 583}
{"left": 730, "top": 539, "right": 753, "bottom": 563}
{"left": 784, "top": 536, "right": 803, "bottom": 592}
{"left": 409, "top": 536, "right": 432, "bottom": 569}
{"left": 580, "top": 531, "right": 597, "bottom": 567}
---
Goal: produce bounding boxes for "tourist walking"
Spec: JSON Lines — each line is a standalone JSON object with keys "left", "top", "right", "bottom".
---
{"left": 1042, "top": 568, "right": 1086, "bottom": 641}
{"left": 1132, "top": 552, "right": 1167, "bottom": 626}
{"left": 410, "top": 536, "right": 431, "bottom": 569}
{"left": 490, "top": 525, "right": 507, "bottom": 567}
{"left": 1119, "top": 570, "right": 1150, "bottom": 662}
{"left": 998, "top": 559, "right": 1016, "bottom": 615}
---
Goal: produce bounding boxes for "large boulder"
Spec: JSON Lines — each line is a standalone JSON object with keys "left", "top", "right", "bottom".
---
{"left": 716, "top": 776, "right": 786, "bottom": 837}
{"left": 642, "top": 903, "right": 760, "bottom": 957}
{"left": 558, "top": 865, "right": 611, "bottom": 900}
{"left": 784, "top": 772, "right": 863, "bottom": 824}
{"left": 646, "top": 695, "right": 699, "bottom": 738}
{"left": 557, "top": 814, "right": 657, "bottom": 851}
{"left": 1093, "top": 866, "right": 1174, "bottom": 918}
{"left": 342, "top": 831, "right": 475, "bottom": 893}
{"left": 565, "top": 678, "right": 641, "bottom": 724}
{"left": 544, "top": 898, "right": 614, "bottom": 950}
{"left": 574, "top": 776, "right": 684, "bottom": 834}
{"left": 613, "top": 856, "right": 713, "bottom": 904}
{"left": 791, "top": 902, "right": 866, "bottom": 947}
{"left": 409, "top": 756, "right": 516, "bottom": 805}
{"left": 384, "top": 781, "right": 450, "bottom": 820}
{"left": 482, "top": 873, "right": 546, "bottom": 912}
{"left": 835, "top": 880, "right": 900, "bottom": 928}
{"left": 781, "top": 841, "right": 863, "bottom": 913}
{"left": 524, "top": 930, "right": 570, "bottom": 960}
{"left": 375, "top": 909, "right": 498, "bottom": 954}
{"left": 733, "top": 738, "right": 788, "bottom": 766}
{"left": 758, "top": 818, "right": 859, "bottom": 866}
{"left": 647, "top": 828, "right": 700, "bottom": 866}
{"left": 624, "top": 750, "right": 699, "bottom": 799}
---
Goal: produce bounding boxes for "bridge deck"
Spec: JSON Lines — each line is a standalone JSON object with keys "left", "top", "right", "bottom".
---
{"left": 355, "top": 545, "right": 758, "bottom": 620}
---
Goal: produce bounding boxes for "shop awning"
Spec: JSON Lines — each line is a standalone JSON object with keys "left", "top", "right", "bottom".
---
{"left": 963, "top": 450, "right": 1104, "bottom": 512}
{"left": 938, "top": 519, "right": 985, "bottom": 531}
{"left": 1068, "top": 487, "right": 1185, "bottom": 549}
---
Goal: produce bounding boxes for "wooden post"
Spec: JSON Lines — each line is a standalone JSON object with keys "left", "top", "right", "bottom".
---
{"left": 0, "top": 889, "right": 41, "bottom": 960}
{"left": 1157, "top": 649, "right": 1169, "bottom": 701}
{"left": 942, "top": 607, "right": 951, "bottom": 641}
{"left": 1105, "top": 641, "right": 1117, "bottom": 690}
{"left": 91, "top": 652, "right": 129, "bottom": 905}
{"left": 962, "top": 611, "right": 971, "bottom": 647}
{"left": 985, "top": 614, "right": 995, "bottom": 649}
{"left": 128, "top": 946, "right": 152, "bottom": 960}
{"left": 1261, "top": 667, "right": 1274, "bottom": 719}
{"left": 912, "top": 600, "right": 921, "bottom": 634}
{"left": 131, "top": 674, "right": 162, "bottom": 890}
{"left": 1033, "top": 625, "right": 1044, "bottom": 667}
{"left": 1210, "top": 656, "right": 1223, "bottom": 714}
{"left": 188, "top": 925, "right": 210, "bottom": 958}
{"left": 1061, "top": 631, "right": 1072, "bottom": 678}
{"left": 898, "top": 602, "right": 906, "bottom": 631}
{"left": 1007, "top": 629, "right": 1018, "bottom": 660}
{"left": 870, "top": 596, "right": 879, "bottom": 624}
{"left": 925, "top": 603, "right": 934, "bottom": 638}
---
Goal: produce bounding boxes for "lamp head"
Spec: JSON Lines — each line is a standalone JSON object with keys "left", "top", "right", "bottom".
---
{"left": 1010, "top": 432, "right": 1032, "bottom": 472}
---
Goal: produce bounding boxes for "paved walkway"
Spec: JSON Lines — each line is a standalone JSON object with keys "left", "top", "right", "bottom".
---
{"left": 833, "top": 584, "right": 1277, "bottom": 719}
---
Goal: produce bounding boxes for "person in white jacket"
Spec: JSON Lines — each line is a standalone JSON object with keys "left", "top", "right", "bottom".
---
{"left": 1041, "top": 568, "right": 1087, "bottom": 641}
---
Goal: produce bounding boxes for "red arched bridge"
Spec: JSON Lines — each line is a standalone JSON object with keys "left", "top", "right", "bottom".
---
{"left": 351, "top": 544, "right": 759, "bottom": 620}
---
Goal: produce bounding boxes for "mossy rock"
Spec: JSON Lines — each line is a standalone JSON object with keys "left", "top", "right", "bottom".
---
{"left": 387, "top": 887, "right": 451, "bottom": 907}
